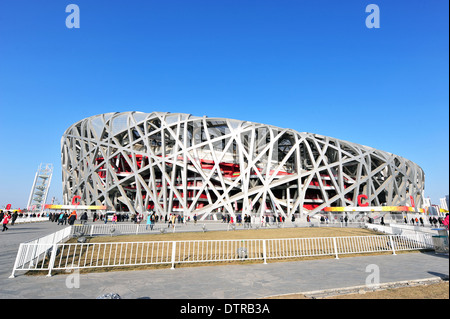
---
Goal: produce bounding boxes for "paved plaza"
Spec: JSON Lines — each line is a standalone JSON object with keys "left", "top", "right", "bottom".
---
{"left": 0, "top": 221, "right": 448, "bottom": 299}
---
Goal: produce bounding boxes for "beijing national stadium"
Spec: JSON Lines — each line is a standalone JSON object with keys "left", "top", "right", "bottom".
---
{"left": 60, "top": 112, "right": 425, "bottom": 220}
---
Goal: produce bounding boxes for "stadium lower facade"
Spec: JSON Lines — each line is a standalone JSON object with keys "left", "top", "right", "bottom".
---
{"left": 61, "top": 112, "right": 425, "bottom": 220}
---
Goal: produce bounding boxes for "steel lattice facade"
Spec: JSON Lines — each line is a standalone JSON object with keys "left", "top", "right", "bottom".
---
{"left": 61, "top": 112, "right": 425, "bottom": 220}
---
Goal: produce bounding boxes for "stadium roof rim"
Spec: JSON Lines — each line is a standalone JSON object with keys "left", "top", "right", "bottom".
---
{"left": 65, "top": 111, "right": 405, "bottom": 161}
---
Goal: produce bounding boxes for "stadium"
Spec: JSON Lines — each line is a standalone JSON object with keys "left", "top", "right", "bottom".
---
{"left": 61, "top": 111, "right": 425, "bottom": 220}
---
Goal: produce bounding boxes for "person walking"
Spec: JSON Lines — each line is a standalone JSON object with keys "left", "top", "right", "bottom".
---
{"left": 81, "top": 212, "right": 88, "bottom": 224}
{"left": 57, "top": 212, "right": 65, "bottom": 225}
{"left": 443, "top": 214, "right": 449, "bottom": 230}
{"left": 68, "top": 211, "right": 77, "bottom": 225}
{"left": 11, "top": 211, "right": 18, "bottom": 225}
{"left": 2, "top": 213, "right": 10, "bottom": 232}
{"left": 146, "top": 213, "right": 153, "bottom": 230}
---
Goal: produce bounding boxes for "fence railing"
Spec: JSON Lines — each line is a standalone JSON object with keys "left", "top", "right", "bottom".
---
{"left": 70, "top": 223, "right": 181, "bottom": 237}
{"left": 9, "top": 226, "right": 73, "bottom": 278}
{"left": 68, "top": 220, "right": 366, "bottom": 237}
{"left": 10, "top": 216, "right": 49, "bottom": 224}
{"left": 10, "top": 231, "right": 434, "bottom": 277}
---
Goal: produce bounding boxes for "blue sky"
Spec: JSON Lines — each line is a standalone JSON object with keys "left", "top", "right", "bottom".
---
{"left": 0, "top": 0, "right": 448, "bottom": 209}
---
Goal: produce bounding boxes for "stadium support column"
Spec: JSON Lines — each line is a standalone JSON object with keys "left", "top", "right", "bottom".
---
{"left": 287, "top": 187, "right": 291, "bottom": 217}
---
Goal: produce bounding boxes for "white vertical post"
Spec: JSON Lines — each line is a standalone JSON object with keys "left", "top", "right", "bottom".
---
{"left": 389, "top": 235, "right": 396, "bottom": 255}
{"left": 9, "top": 243, "right": 24, "bottom": 278}
{"left": 333, "top": 237, "right": 339, "bottom": 259}
{"left": 171, "top": 241, "right": 177, "bottom": 269}
{"left": 263, "top": 240, "right": 267, "bottom": 264}
{"left": 47, "top": 243, "right": 58, "bottom": 277}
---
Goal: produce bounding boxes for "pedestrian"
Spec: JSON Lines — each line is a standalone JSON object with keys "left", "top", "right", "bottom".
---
{"left": 112, "top": 214, "right": 117, "bottom": 224}
{"left": 443, "top": 214, "right": 449, "bottom": 230}
{"left": 11, "top": 211, "right": 18, "bottom": 225}
{"left": 193, "top": 214, "right": 197, "bottom": 224}
{"left": 146, "top": 213, "right": 153, "bottom": 230}
{"left": 57, "top": 212, "right": 65, "bottom": 225}
{"left": 68, "top": 210, "right": 77, "bottom": 225}
{"left": 380, "top": 216, "right": 385, "bottom": 226}
{"left": 2, "top": 213, "right": 10, "bottom": 232}
{"left": 81, "top": 212, "right": 88, "bottom": 224}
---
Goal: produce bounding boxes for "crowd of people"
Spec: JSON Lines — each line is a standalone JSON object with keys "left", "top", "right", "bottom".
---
{"left": 2, "top": 208, "right": 449, "bottom": 232}
{"left": 47, "top": 210, "right": 200, "bottom": 229}
{"left": 0, "top": 210, "right": 47, "bottom": 231}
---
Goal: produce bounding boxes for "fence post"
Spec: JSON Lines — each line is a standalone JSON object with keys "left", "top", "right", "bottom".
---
{"left": 136, "top": 224, "right": 139, "bottom": 235}
{"left": 47, "top": 243, "right": 58, "bottom": 277}
{"left": 333, "top": 237, "right": 339, "bottom": 259}
{"left": 171, "top": 241, "right": 177, "bottom": 269}
{"left": 263, "top": 240, "right": 267, "bottom": 264}
{"left": 389, "top": 235, "right": 396, "bottom": 255}
{"left": 416, "top": 233, "right": 422, "bottom": 249}
{"left": 90, "top": 225, "right": 94, "bottom": 236}
{"left": 9, "top": 243, "right": 24, "bottom": 278}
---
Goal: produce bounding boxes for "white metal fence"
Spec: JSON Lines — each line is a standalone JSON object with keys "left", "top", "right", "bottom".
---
{"left": 9, "top": 226, "right": 73, "bottom": 278}
{"left": 68, "top": 220, "right": 366, "bottom": 237}
{"left": 10, "top": 216, "right": 49, "bottom": 224}
{"left": 10, "top": 227, "right": 434, "bottom": 277}
{"left": 70, "top": 223, "right": 180, "bottom": 236}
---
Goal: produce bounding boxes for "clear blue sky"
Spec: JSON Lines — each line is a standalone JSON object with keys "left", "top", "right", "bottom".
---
{"left": 0, "top": 0, "right": 448, "bottom": 209}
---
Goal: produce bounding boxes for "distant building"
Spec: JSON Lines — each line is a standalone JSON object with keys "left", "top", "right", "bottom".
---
{"left": 440, "top": 195, "right": 449, "bottom": 211}
{"left": 423, "top": 197, "right": 432, "bottom": 208}
{"left": 429, "top": 205, "right": 439, "bottom": 216}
